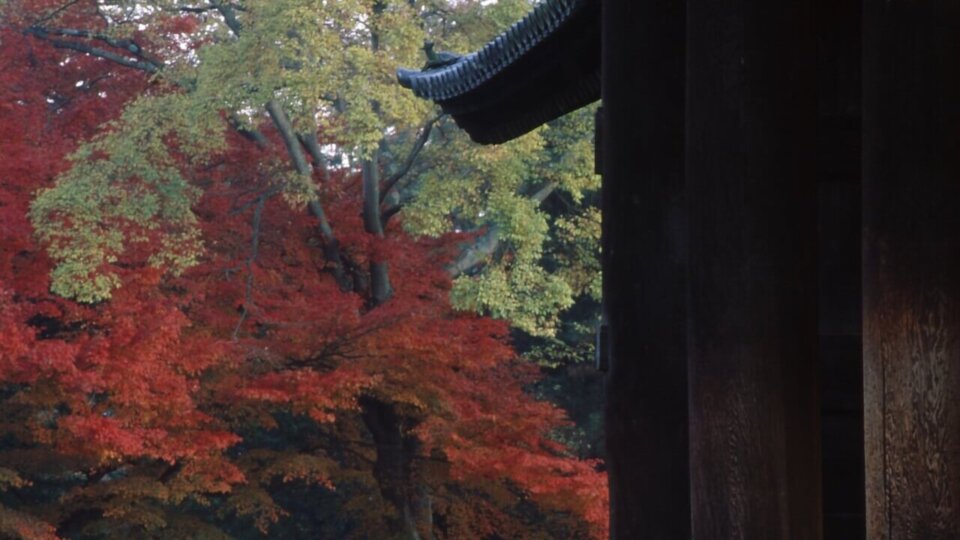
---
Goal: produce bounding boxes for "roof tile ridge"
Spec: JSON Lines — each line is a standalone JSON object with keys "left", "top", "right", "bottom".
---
{"left": 397, "top": 0, "right": 585, "bottom": 100}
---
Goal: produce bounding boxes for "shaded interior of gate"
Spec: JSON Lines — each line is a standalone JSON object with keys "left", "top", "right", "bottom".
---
{"left": 398, "top": 0, "right": 873, "bottom": 537}
{"left": 815, "top": 0, "right": 864, "bottom": 535}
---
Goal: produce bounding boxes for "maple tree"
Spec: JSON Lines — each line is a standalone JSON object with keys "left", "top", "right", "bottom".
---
{"left": 0, "top": 0, "right": 606, "bottom": 538}
{"left": 0, "top": 23, "right": 243, "bottom": 539}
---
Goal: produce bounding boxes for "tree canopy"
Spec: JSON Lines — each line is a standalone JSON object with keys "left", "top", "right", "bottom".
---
{"left": 0, "top": 0, "right": 605, "bottom": 538}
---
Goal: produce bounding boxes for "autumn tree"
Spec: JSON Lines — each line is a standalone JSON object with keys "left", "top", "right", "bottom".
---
{"left": 0, "top": 23, "right": 244, "bottom": 539}
{"left": 2, "top": 0, "right": 605, "bottom": 538}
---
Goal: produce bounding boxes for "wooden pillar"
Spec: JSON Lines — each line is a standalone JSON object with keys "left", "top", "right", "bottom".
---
{"left": 862, "top": 1, "right": 960, "bottom": 538}
{"left": 685, "top": 1, "right": 822, "bottom": 537}
{"left": 815, "top": 0, "right": 865, "bottom": 537}
{"left": 601, "top": 1, "right": 689, "bottom": 538}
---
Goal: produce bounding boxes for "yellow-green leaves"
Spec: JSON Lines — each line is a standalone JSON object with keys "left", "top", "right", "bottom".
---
{"left": 194, "top": 0, "right": 431, "bottom": 157}
{"left": 30, "top": 0, "right": 600, "bottom": 329}
{"left": 31, "top": 94, "right": 220, "bottom": 302}
{"left": 404, "top": 108, "right": 599, "bottom": 337}
{"left": 553, "top": 207, "right": 601, "bottom": 301}
{"left": 447, "top": 189, "right": 574, "bottom": 337}
{"left": 451, "top": 264, "right": 575, "bottom": 337}
{"left": 541, "top": 105, "right": 600, "bottom": 202}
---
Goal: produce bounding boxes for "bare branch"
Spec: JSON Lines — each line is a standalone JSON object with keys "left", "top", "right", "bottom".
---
{"left": 31, "top": 0, "right": 82, "bottom": 26}
{"left": 26, "top": 26, "right": 164, "bottom": 68}
{"left": 379, "top": 115, "right": 442, "bottom": 204}
{"left": 25, "top": 27, "right": 163, "bottom": 74}
{"left": 230, "top": 183, "right": 285, "bottom": 214}
{"left": 179, "top": 6, "right": 219, "bottom": 14}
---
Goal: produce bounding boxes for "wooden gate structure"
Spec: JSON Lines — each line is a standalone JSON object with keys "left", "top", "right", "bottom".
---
{"left": 397, "top": 0, "right": 960, "bottom": 538}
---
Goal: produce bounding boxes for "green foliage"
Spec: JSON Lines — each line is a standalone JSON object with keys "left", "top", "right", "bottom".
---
{"left": 31, "top": 93, "right": 218, "bottom": 301}
{"left": 191, "top": 0, "right": 431, "bottom": 155}
{"left": 552, "top": 206, "right": 602, "bottom": 301}
{"left": 4, "top": 0, "right": 609, "bottom": 537}
{"left": 30, "top": 0, "right": 434, "bottom": 302}
{"left": 405, "top": 105, "right": 600, "bottom": 337}
{"left": 30, "top": 0, "right": 601, "bottom": 337}
{"left": 447, "top": 187, "right": 575, "bottom": 337}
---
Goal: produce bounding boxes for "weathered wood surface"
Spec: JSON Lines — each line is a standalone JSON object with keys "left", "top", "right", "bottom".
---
{"left": 686, "top": 1, "right": 822, "bottom": 537}
{"left": 863, "top": 1, "right": 960, "bottom": 538}
{"left": 601, "top": 1, "right": 690, "bottom": 538}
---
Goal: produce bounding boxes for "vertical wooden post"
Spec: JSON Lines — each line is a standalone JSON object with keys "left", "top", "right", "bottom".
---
{"left": 601, "top": 1, "right": 690, "bottom": 538}
{"left": 815, "top": 0, "right": 865, "bottom": 537}
{"left": 685, "top": 1, "right": 822, "bottom": 537}
{"left": 863, "top": 2, "right": 960, "bottom": 538}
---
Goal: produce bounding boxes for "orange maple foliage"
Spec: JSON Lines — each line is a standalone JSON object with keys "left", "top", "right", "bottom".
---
{"left": 0, "top": 3, "right": 608, "bottom": 538}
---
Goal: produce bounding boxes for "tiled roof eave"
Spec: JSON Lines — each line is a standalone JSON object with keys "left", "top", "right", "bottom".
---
{"left": 397, "top": 0, "right": 593, "bottom": 101}
{"left": 397, "top": 0, "right": 601, "bottom": 144}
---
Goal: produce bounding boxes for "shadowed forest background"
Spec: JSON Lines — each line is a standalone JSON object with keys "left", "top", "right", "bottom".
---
{"left": 0, "top": 0, "right": 607, "bottom": 538}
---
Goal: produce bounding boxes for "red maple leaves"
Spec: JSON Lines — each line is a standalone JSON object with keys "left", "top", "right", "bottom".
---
{"left": 0, "top": 7, "right": 607, "bottom": 537}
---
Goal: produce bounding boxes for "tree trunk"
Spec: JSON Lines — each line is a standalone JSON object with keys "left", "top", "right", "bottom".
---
{"left": 685, "top": 0, "right": 821, "bottom": 537}
{"left": 601, "top": 1, "right": 690, "bottom": 538}
{"left": 862, "top": 1, "right": 960, "bottom": 538}
{"left": 363, "top": 155, "right": 392, "bottom": 306}
{"left": 360, "top": 397, "right": 431, "bottom": 540}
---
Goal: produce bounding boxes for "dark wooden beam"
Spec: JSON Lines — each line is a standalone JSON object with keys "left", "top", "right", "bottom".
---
{"left": 601, "top": 1, "right": 689, "bottom": 538}
{"left": 863, "top": 1, "right": 960, "bottom": 538}
{"left": 815, "top": 0, "right": 864, "bottom": 537}
{"left": 685, "top": 1, "right": 822, "bottom": 537}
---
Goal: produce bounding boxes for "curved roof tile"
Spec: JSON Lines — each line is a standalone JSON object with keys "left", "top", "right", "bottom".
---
{"left": 397, "top": 0, "right": 600, "bottom": 144}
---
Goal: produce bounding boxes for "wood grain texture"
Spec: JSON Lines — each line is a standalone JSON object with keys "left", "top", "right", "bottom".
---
{"left": 863, "top": 2, "right": 960, "bottom": 537}
{"left": 686, "top": 0, "right": 822, "bottom": 537}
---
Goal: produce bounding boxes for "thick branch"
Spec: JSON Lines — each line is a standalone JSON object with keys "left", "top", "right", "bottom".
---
{"left": 265, "top": 101, "right": 350, "bottom": 289}
{"left": 266, "top": 102, "right": 334, "bottom": 232}
{"left": 230, "top": 116, "right": 269, "bottom": 147}
{"left": 447, "top": 224, "right": 500, "bottom": 278}
{"left": 215, "top": 4, "right": 243, "bottom": 35}
{"left": 27, "top": 26, "right": 164, "bottom": 68}
{"left": 179, "top": 6, "right": 220, "bottom": 14}
{"left": 447, "top": 182, "right": 558, "bottom": 278}
{"left": 307, "top": 200, "right": 337, "bottom": 254}
{"left": 363, "top": 158, "right": 384, "bottom": 237}
{"left": 233, "top": 195, "right": 265, "bottom": 340}
{"left": 363, "top": 154, "right": 393, "bottom": 305}
{"left": 298, "top": 132, "right": 331, "bottom": 183}
{"left": 25, "top": 27, "right": 162, "bottom": 74}
{"left": 529, "top": 181, "right": 559, "bottom": 205}
{"left": 381, "top": 204, "right": 403, "bottom": 226}
{"left": 266, "top": 100, "right": 312, "bottom": 175}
